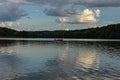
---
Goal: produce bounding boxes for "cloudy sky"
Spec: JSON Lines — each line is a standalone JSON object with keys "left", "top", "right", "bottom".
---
{"left": 0, "top": 0, "right": 120, "bottom": 31}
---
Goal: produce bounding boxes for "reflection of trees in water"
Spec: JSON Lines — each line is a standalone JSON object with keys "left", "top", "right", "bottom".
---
{"left": 0, "top": 40, "right": 62, "bottom": 49}
{"left": 66, "top": 41, "right": 120, "bottom": 48}
{"left": 0, "top": 40, "right": 119, "bottom": 80}
{"left": 13, "top": 43, "right": 99, "bottom": 80}
{"left": 0, "top": 40, "right": 17, "bottom": 47}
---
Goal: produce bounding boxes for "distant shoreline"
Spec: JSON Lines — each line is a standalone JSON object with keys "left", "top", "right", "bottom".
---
{"left": 0, "top": 23, "right": 120, "bottom": 39}
{"left": 0, "top": 38, "right": 120, "bottom": 42}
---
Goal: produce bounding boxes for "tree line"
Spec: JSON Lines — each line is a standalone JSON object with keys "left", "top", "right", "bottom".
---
{"left": 0, "top": 23, "right": 120, "bottom": 39}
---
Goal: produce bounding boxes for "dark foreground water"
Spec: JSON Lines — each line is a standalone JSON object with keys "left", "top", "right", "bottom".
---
{"left": 0, "top": 39, "right": 120, "bottom": 80}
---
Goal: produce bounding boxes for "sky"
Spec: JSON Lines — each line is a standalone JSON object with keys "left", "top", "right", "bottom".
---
{"left": 0, "top": 0, "right": 120, "bottom": 31}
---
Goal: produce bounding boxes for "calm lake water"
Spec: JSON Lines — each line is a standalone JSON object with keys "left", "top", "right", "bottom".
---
{"left": 0, "top": 38, "right": 120, "bottom": 80}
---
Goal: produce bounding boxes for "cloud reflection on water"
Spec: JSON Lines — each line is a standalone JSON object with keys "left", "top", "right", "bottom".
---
{"left": 0, "top": 40, "right": 119, "bottom": 80}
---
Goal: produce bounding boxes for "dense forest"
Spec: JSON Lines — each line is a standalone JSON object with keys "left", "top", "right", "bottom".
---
{"left": 0, "top": 23, "right": 120, "bottom": 39}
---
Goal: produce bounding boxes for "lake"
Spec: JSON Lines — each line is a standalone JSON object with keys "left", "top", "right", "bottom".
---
{"left": 0, "top": 38, "right": 120, "bottom": 80}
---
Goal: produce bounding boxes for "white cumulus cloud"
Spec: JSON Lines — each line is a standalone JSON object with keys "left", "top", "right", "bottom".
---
{"left": 56, "top": 9, "right": 99, "bottom": 24}
{"left": 0, "top": 22, "right": 13, "bottom": 27}
{"left": 94, "top": 9, "right": 100, "bottom": 17}
{"left": 0, "top": 0, "right": 119, "bottom": 24}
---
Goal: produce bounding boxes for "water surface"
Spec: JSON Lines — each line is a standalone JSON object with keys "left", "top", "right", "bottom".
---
{"left": 0, "top": 39, "right": 120, "bottom": 80}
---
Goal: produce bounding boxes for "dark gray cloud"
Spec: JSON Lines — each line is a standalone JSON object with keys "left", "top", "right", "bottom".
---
{"left": 24, "top": 0, "right": 120, "bottom": 7}
{"left": 24, "top": 0, "right": 69, "bottom": 7}
{"left": 44, "top": 8, "right": 82, "bottom": 17}
{"left": 0, "top": 0, "right": 27, "bottom": 22}
{"left": 43, "top": 7, "right": 70, "bottom": 17}
{"left": 74, "top": 0, "right": 120, "bottom": 7}
{"left": 0, "top": 0, "right": 120, "bottom": 23}
{"left": 23, "top": 0, "right": 120, "bottom": 19}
